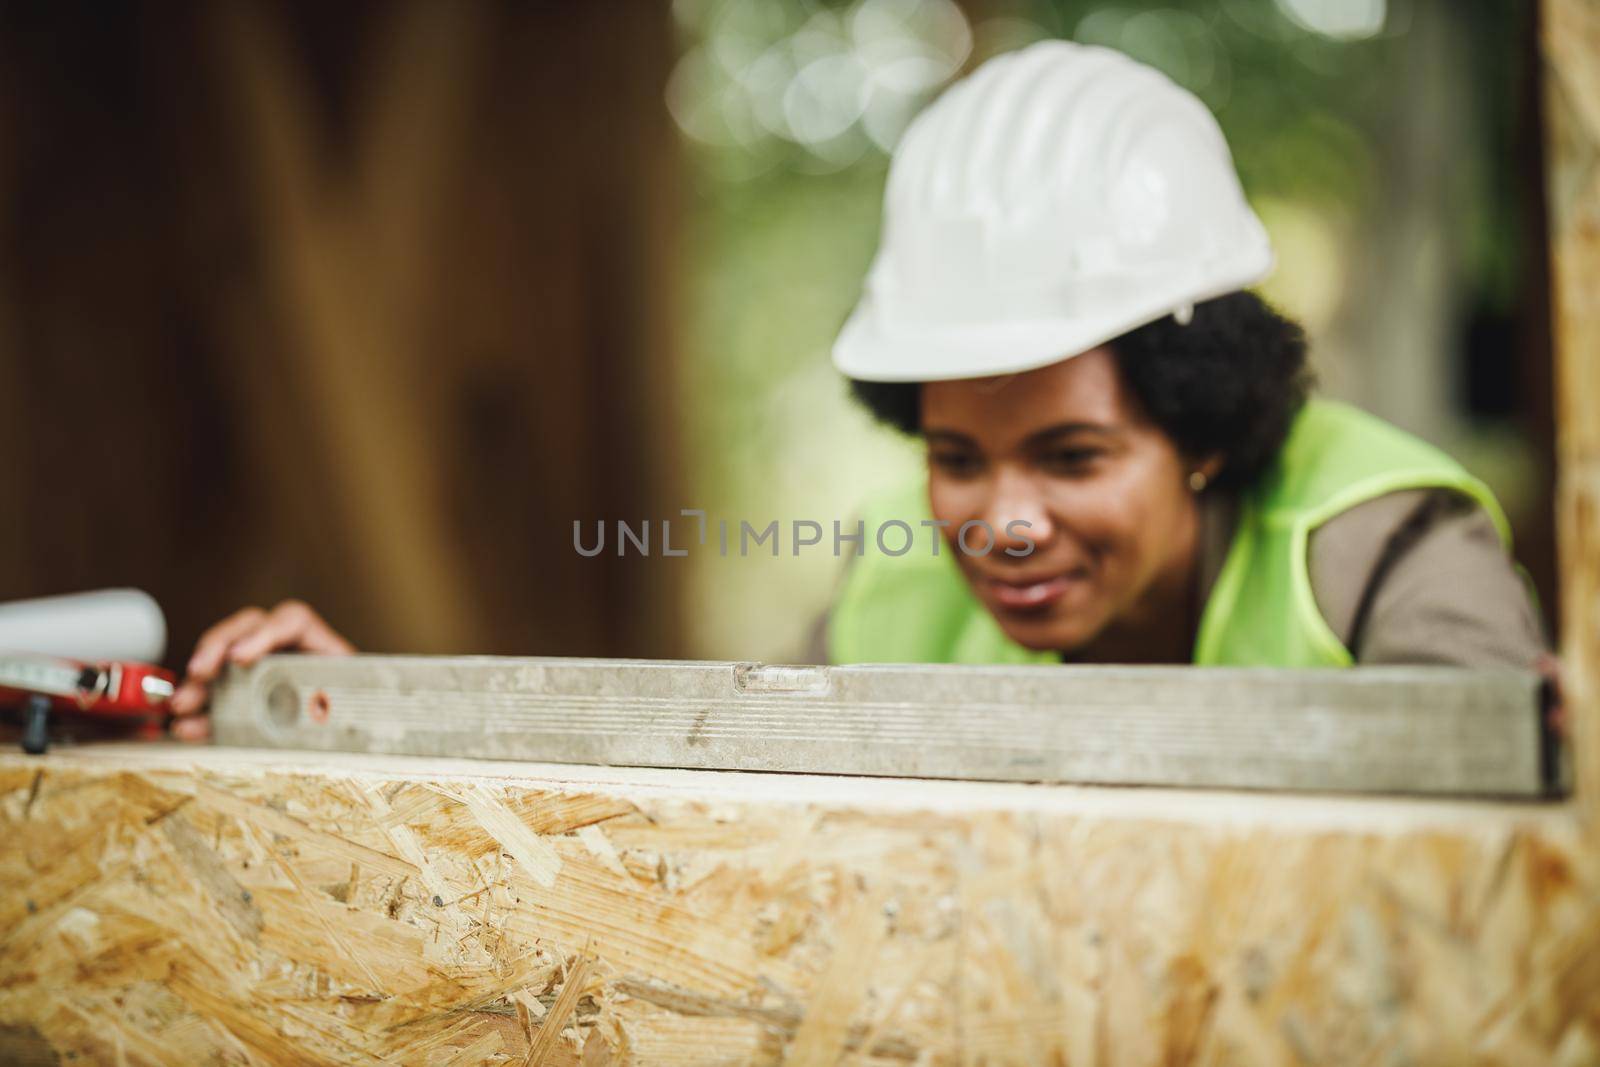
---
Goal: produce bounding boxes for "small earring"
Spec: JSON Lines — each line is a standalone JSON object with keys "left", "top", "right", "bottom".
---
{"left": 1188, "top": 471, "right": 1208, "bottom": 493}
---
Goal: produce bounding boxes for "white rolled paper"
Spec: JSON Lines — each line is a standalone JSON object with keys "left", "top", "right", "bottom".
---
{"left": 0, "top": 588, "right": 168, "bottom": 663}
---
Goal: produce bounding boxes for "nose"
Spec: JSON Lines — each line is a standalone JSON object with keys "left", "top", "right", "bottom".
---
{"left": 984, "top": 465, "right": 1055, "bottom": 556}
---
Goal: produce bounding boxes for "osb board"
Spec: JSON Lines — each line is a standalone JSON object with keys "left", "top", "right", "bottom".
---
{"left": 1, "top": 745, "right": 1597, "bottom": 1066}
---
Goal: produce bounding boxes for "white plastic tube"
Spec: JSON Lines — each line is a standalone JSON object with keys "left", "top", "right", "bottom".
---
{"left": 0, "top": 589, "right": 168, "bottom": 663}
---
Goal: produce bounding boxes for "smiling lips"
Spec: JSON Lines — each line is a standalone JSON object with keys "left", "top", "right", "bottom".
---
{"left": 979, "top": 570, "right": 1087, "bottom": 612}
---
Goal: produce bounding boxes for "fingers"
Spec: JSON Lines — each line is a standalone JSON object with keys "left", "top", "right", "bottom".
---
{"left": 167, "top": 681, "right": 209, "bottom": 717}
{"left": 168, "top": 600, "right": 355, "bottom": 725}
{"left": 1537, "top": 653, "right": 1567, "bottom": 740}
{"left": 170, "top": 606, "right": 267, "bottom": 717}
{"left": 226, "top": 599, "right": 342, "bottom": 667}
{"left": 186, "top": 605, "right": 268, "bottom": 683}
{"left": 171, "top": 715, "right": 211, "bottom": 742}
{"left": 1549, "top": 703, "right": 1569, "bottom": 739}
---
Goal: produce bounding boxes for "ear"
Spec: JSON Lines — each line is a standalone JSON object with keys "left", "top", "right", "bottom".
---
{"left": 1193, "top": 452, "right": 1225, "bottom": 484}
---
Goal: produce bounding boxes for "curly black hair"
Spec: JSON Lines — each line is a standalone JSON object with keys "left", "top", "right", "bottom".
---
{"left": 847, "top": 290, "right": 1312, "bottom": 491}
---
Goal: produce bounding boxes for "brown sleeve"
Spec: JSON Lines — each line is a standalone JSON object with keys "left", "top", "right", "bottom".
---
{"left": 1307, "top": 488, "right": 1547, "bottom": 668}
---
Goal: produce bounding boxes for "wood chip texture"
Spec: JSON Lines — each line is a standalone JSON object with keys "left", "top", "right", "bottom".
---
{"left": 1, "top": 748, "right": 1598, "bottom": 1065}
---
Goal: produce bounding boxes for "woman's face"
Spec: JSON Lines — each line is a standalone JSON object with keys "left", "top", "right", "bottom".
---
{"left": 921, "top": 348, "right": 1208, "bottom": 653}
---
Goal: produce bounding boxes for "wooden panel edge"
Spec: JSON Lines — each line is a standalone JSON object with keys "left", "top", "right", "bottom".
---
{"left": 1543, "top": 0, "right": 1600, "bottom": 836}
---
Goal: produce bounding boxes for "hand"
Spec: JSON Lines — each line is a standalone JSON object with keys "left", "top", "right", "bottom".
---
{"left": 1537, "top": 653, "right": 1567, "bottom": 740}
{"left": 169, "top": 600, "right": 354, "bottom": 741}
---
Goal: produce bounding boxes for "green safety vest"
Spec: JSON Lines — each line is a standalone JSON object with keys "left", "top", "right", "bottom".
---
{"left": 827, "top": 399, "right": 1512, "bottom": 668}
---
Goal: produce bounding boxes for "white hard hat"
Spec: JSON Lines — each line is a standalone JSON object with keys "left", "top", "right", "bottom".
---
{"left": 833, "top": 40, "right": 1274, "bottom": 383}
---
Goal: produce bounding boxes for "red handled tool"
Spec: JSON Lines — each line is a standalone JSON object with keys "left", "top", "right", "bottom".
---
{"left": 0, "top": 652, "right": 175, "bottom": 754}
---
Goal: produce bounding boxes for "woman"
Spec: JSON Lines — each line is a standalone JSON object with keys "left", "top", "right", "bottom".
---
{"left": 168, "top": 41, "right": 1544, "bottom": 739}
{"left": 825, "top": 295, "right": 1544, "bottom": 668}
{"left": 820, "top": 40, "right": 1543, "bottom": 669}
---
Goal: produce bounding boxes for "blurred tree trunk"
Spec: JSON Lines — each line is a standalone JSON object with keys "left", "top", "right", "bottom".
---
{"left": 1329, "top": 1, "right": 1472, "bottom": 445}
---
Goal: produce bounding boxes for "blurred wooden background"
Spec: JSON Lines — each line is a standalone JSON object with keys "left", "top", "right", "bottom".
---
{"left": 0, "top": 0, "right": 686, "bottom": 664}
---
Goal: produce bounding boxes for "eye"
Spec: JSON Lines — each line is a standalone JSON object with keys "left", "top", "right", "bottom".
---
{"left": 1040, "top": 447, "right": 1102, "bottom": 474}
{"left": 928, "top": 449, "right": 984, "bottom": 478}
